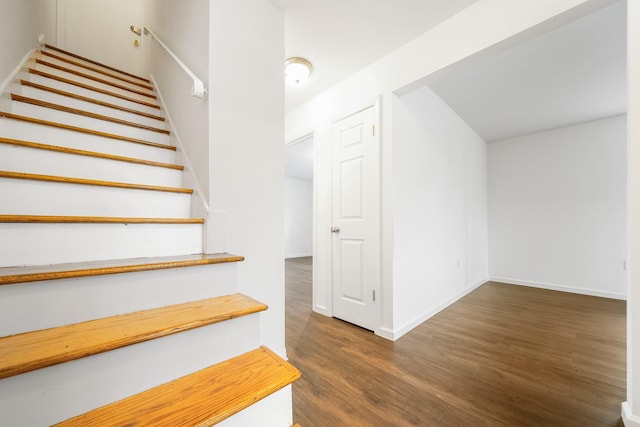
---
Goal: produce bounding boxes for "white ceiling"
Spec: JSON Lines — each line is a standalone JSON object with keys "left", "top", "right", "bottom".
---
{"left": 270, "top": 0, "right": 478, "bottom": 111}
{"left": 429, "top": 0, "right": 627, "bottom": 142}
{"left": 278, "top": 0, "right": 626, "bottom": 179}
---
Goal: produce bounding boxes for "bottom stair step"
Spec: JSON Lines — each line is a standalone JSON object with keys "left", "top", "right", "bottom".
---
{"left": 54, "top": 346, "right": 301, "bottom": 427}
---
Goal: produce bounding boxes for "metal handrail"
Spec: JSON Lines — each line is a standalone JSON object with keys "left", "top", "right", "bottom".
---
{"left": 144, "top": 27, "right": 207, "bottom": 98}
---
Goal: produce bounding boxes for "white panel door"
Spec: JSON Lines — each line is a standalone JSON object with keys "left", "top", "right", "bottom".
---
{"left": 57, "top": 0, "right": 143, "bottom": 75}
{"left": 332, "top": 105, "right": 380, "bottom": 331}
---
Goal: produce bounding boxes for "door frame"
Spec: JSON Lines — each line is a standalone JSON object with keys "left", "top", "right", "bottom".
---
{"left": 285, "top": 129, "right": 318, "bottom": 308}
{"left": 329, "top": 96, "right": 382, "bottom": 333}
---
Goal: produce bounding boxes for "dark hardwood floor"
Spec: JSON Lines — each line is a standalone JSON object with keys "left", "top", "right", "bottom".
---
{"left": 285, "top": 257, "right": 626, "bottom": 427}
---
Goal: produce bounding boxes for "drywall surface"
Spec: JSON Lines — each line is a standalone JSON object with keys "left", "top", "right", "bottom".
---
{"left": 208, "top": 0, "right": 287, "bottom": 359}
{"left": 0, "top": 0, "right": 39, "bottom": 91}
{"left": 488, "top": 115, "right": 627, "bottom": 298}
{"left": 392, "top": 86, "right": 488, "bottom": 339}
{"left": 285, "top": 177, "right": 313, "bottom": 258}
{"left": 625, "top": 0, "right": 640, "bottom": 423}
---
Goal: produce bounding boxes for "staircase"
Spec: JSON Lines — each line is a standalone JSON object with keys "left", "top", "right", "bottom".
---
{"left": 0, "top": 45, "right": 299, "bottom": 426}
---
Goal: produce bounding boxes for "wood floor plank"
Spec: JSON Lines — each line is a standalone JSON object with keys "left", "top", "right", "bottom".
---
{"left": 0, "top": 294, "right": 267, "bottom": 380}
{"left": 54, "top": 346, "right": 300, "bottom": 427}
{"left": 0, "top": 253, "right": 244, "bottom": 286}
{"left": 285, "top": 257, "right": 626, "bottom": 427}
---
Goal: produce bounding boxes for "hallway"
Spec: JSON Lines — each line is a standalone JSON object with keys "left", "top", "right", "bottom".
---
{"left": 285, "top": 257, "right": 626, "bottom": 427}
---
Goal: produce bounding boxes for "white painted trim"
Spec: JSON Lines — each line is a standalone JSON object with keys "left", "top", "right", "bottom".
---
{"left": 489, "top": 276, "right": 627, "bottom": 300}
{"left": 144, "top": 27, "right": 206, "bottom": 98}
{"left": 285, "top": 253, "right": 312, "bottom": 259}
{"left": 0, "top": 48, "right": 36, "bottom": 96}
{"left": 312, "top": 304, "right": 330, "bottom": 317}
{"left": 379, "top": 279, "right": 487, "bottom": 341}
{"left": 623, "top": 402, "right": 640, "bottom": 427}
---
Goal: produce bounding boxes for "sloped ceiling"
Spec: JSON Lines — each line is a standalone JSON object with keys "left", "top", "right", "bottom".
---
{"left": 429, "top": 0, "right": 627, "bottom": 142}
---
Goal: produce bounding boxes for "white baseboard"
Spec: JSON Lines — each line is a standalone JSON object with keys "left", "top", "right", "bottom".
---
{"left": 380, "top": 278, "right": 488, "bottom": 341}
{"left": 623, "top": 402, "right": 640, "bottom": 427}
{"left": 489, "top": 276, "right": 627, "bottom": 300}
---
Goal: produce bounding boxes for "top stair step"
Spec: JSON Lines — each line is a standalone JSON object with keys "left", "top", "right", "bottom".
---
{"left": 54, "top": 346, "right": 301, "bottom": 427}
{"left": 0, "top": 293, "right": 266, "bottom": 380}
{"left": 45, "top": 44, "right": 150, "bottom": 84}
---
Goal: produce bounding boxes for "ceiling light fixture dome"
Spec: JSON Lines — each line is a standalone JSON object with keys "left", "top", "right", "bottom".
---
{"left": 285, "top": 57, "right": 313, "bottom": 87}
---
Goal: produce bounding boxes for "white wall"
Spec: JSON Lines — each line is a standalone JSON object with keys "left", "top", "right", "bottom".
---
{"left": 625, "top": 0, "right": 640, "bottom": 424}
{"left": 286, "top": 0, "right": 603, "bottom": 338}
{"left": 392, "top": 86, "right": 488, "bottom": 339}
{"left": 209, "top": 0, "right": 286, "bottom": 360}
{"left": 488, "top": 115, "right": 627, "bottom": 299}
{"left": 285, "top": 177, "right": 313, "bottom": 258}
{"left": 143, "top": 0, "right": 211, "bottom": 211}
{"left": 0, "top": 0, "right": 52, "bottom": 92}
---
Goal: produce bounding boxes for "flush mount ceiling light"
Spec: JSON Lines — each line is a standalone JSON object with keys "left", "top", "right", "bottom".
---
{"left": 285, "top": 57, "right": 313, "bottom": 87}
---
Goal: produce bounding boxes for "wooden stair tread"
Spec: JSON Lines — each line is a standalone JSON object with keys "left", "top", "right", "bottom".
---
{"left": 0, "top": 253, "right": 244, "bottom": 286}
{"left": 11, "top": 93, "right": 170, "bottom": 135}
{"left": 45, "top": 44, "right": 151, "bottom": 84}
{"left": 21, "top": 80, "right": 165, "bottom": 121}
{"left": 54, "top": 346, "right": 300, "bottom": 427}
{"left": 0, "top": 215, "right": 203, "bottom": 224}
{"left": 0, "top": 112, "right": 175, "bottom": 150}
{"left": 0, "top": 137, "right": 182, "bottom": 171}
{"left": 29, "top": 68, "right": 160, "bottom": 110}
{"left": 36, "top": 59, "right": 156, "bottom": 100}
{"left": 0, "top": 170, "right": 192, "bottom": 194}
{"left": 0, "top": 294, "right": 267, "bottom": 380}
{"left": 41, "top": 50, "right": 154, "bottom": 91}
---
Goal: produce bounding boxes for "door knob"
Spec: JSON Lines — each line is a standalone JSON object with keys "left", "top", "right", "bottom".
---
{"left": 130, "top": 25, "right": 142, "bottom": 36}
{"left": 331, "top": 227, "right": 340, "bottom": 233}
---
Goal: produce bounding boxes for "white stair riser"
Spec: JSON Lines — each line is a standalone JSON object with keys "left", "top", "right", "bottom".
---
{"left": 217, "top": 387, "right": 293, "bottom": 427}
{"left": 35, "top": 54, "right": 155, "bottom": 96}
{"left": 31, "top": 63, "right": 157, "bottom": 105}
{"left": 11, "top": 101, "right": 170, "bottom": 146}
{"left": 0, "top": 179, "right": 192, "bottom": 219}
{"left": 0, "top": 262, "right": 238, "bottom": 336}
{"left": 41, "top": 49, "right": 151, "bottom": 90}
{"left": 0, "top": 222, "right": 202, "bottom": 267}
{"left": 19, "top": 84, "right": 165, "bottom": 129}
{"left": 0, "top": 315, "right": 260, "bottom": 427}
{"left": 0, "top": 118, "right": 176, "bottom": 163}
{"left": 24, "top": 72, "right": 162, "bottom": 116}
{"left": 0, "top": 143, "right": 183, "bottom": 187}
